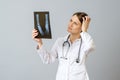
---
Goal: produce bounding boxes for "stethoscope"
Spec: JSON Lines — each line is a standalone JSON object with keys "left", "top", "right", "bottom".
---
{"left": 60, "top": 35, "right": 82, "bottom": 63}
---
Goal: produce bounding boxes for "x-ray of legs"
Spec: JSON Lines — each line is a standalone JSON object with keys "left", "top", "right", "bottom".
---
{"left": 36, "top": 13, "right": 50, "bottom": 36}
{"left": 36, "top": 14, "right": 44, "bottom": 36}
{"left": 45, "top": 14, "right": 49, "bottom": 35}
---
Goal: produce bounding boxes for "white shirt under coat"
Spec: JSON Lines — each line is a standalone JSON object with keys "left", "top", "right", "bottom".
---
{"left": 37, "top": 32, "right": 95, "bottom": 80}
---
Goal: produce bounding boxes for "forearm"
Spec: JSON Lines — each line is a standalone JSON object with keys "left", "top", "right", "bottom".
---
{"left": 80, "top": 32, "right": 95, "bottom": 54}
{"left": 37, "top": 42, "right": 43, "bottom": 49}
{"left": 37, "top": 46, "right": 57, "bottom": 64}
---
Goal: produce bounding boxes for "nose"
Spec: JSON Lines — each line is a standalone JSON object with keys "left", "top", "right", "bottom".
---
{"left": 69, "top": 21, "right": 73, "bottom": 27}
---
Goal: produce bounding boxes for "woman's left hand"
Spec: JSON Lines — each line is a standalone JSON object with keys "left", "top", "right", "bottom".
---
{"left": 81, "top": 16, "right": 91, "bottom": 32}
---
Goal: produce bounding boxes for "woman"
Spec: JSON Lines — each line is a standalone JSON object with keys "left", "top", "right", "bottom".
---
{"left": 32, "top": 12, "right": 95, "bottom": 80}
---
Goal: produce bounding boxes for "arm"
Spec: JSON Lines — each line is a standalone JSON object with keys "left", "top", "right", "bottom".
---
{"left": 32, "top": 29, "right": 58, "bottom": 64}
{"left": 37, "top": 39, "right": 58, "bottom": 64}
{"left": 80, "top": 32, "right": 95, "bottom": 55}
{"left": 81, "top": 16, "right": 95, "bottom": 55}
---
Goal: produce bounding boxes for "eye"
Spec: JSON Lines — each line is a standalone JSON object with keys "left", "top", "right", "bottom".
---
{"left": 70, "top": 19, "right": 72, "bottom": 22}
{"left": 73, "top": 22, "right": 78, "bottom": 25}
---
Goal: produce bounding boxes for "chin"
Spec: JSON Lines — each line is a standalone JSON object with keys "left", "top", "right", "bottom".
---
{"left": 67, "top": 28, "right": 72, "bottom": 32}
{"left": 67, "top": 29, "right": 71, "bottom": 33}
{"left": 67, "top": 31, "right": 73, "bottom": 35}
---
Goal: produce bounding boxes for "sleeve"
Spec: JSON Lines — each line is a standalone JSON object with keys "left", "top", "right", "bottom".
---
{"left": 37, "top": 39, "right": 59, "bottom": 64}
{"left": 80, "top": 32, "right": 95, "bottom": 55}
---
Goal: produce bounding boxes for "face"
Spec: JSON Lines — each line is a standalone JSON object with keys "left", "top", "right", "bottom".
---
{"left": 67, "top": 15, "right": 82, "bottom": 35}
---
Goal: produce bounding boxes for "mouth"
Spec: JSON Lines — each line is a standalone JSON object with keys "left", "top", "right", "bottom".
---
{"left": 67, "top": 27, "right": 72, "bottom": 32}
{"left": 68, "top": 26, "right": 72, "bottom": 30}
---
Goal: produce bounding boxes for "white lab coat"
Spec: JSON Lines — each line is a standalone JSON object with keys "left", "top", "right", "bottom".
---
{"left": 37, "top": 32, "right": 95, "bottom": 80}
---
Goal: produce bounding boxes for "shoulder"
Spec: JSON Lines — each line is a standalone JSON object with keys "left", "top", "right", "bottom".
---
{"left": 55, "top": 34, "right": 69, "bottom": 44}
{"left": 55, "top": 37, "right": 64, "bottom": 44}
{"left": 80, "top": 32, "right": 93, "bottom": 40}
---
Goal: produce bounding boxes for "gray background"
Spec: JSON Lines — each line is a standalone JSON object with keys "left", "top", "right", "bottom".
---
{"left": 0, "top": 0, "right": 120, "bottom": 80}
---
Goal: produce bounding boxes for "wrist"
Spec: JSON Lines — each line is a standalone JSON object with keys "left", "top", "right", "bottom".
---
{"left": 82, "top": 29, "right": 87, "bottom": 32}
{"left": 37, "top": 42, "right": 43, "bottom": 49}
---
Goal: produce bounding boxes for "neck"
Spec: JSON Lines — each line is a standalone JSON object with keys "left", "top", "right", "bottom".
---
{"left": 69, "top": 33, "right": 81, "bottom": 43}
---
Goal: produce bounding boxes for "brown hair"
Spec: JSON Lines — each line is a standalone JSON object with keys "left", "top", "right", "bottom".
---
{"left": 73, "top": 12, "right": 88, "bottom": 23}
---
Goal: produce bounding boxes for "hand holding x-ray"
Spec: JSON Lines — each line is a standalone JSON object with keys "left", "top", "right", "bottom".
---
{"left": 32, "top": 29, "right": 43, "bottom": 48}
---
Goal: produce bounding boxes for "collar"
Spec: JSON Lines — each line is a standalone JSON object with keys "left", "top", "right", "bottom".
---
{"left": 63, "top": 33, "right": 82, "bottom": 43}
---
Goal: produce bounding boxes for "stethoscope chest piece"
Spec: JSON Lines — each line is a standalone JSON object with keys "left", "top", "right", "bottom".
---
{"left": 76, "top": 58, "right": 80, "bottom": 63}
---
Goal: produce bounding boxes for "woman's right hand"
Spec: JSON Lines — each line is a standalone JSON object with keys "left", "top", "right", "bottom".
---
{"left": 32, "top": 29, "right": 43, "bottom": 48}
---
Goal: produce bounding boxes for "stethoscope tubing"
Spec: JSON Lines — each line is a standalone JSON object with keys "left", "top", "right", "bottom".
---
{"left": 61, "top": 35, "right": 82, "bottom": 63}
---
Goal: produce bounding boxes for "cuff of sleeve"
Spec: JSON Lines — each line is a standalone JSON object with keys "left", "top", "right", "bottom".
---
{"left": 36, "top": 45, "right": 44, "bottom": 53}
{"left": 36, "top": 44, "right": 43, "bottom": 50}
{"left": 80, "top": 31, "right": 88, "bottom": 35}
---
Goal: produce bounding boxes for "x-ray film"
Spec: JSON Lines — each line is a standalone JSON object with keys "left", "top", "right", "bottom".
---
{"left": 34, "top": 11, "right": 52, "bottom": 39}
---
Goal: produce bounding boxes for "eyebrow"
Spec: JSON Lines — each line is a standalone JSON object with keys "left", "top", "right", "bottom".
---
{"left": 70, "top": 17, "right": 81, "bottom": 25}
{"left": 73, "top": 19, "right": 80, "bottom": 25}
{"left": 74, "top": 21, "right": 78, "bottom": 25}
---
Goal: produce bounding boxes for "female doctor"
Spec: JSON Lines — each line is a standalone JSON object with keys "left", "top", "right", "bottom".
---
{"left": 32, "top": 12, "right": 95, "bottom": 80}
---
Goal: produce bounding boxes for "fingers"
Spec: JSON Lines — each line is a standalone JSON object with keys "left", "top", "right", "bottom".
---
{"left": 82, "top": 17, "right": 85, "bottom": 22}
{"left": 32, "top": 29, "right": 38, "bottom": 39}
{"left": 81, "top": 16, "right": 91, "bottom": 32}
{"left": 32, "top": 29, "right": 37, "bottom": 33}
{"left": 82, "top": 16, "right": 91, "bottom": 22}
{"left": 85, "top": 16, "right": 91, "bottom": 22}
{"left": 32, "top": 29, "right": 42, "bottom": 45}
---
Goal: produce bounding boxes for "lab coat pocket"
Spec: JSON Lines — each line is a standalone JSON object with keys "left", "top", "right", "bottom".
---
{"left": 71, "top": 63, "right": 85, "bottom": 73}
{"left": 70, "top": 63, "right": 87, "bottom": 80}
